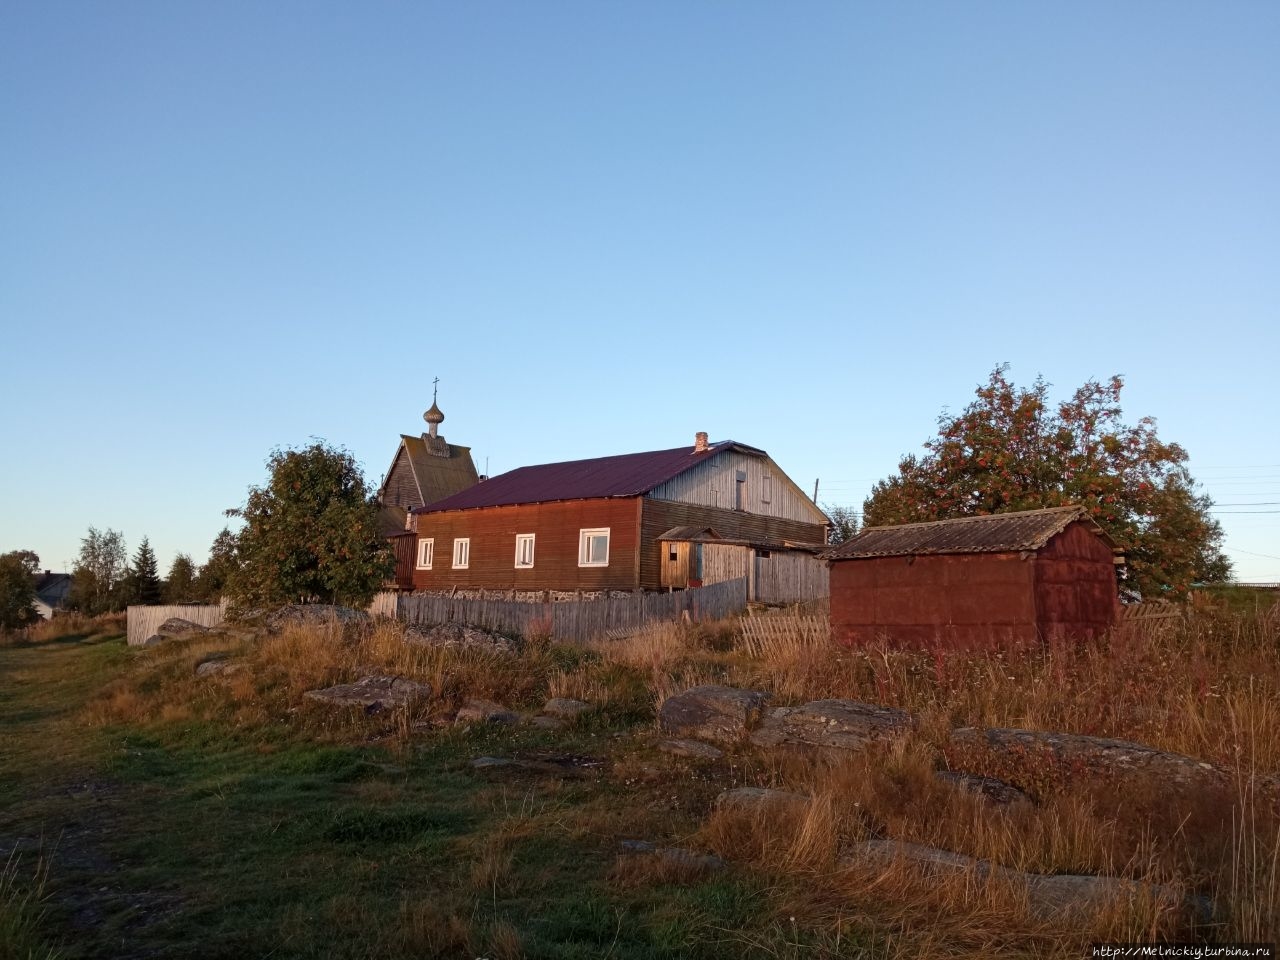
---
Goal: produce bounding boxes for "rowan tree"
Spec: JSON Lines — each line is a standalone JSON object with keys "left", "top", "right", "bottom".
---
{"left": 862, "top": 366, "right": 1230, "bottom": 598}
{"left": 823, "top": 504, "right": 860, "bottom": 545}
{"left": 196, "top": 528, "right": 239, "bottom": 601}
{"left": 226, "top": 442, "right": 393, "bottom": 608}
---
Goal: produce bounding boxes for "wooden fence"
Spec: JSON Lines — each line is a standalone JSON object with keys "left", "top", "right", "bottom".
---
{"left": 127, "top": 602, "right": 227, "bottom": 647}
{"left": 755, "top": 552, "right": 829, "bottom": 603}
{"left": 387, "top": 577, "right": 750, "bottom": 645}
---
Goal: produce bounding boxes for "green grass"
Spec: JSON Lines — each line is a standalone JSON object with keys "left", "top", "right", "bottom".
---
{"left": 0, "top": 627, "right": 810, "bottom": 960}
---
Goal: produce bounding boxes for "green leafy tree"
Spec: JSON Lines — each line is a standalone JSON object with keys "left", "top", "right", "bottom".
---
{"left": 164, "top": 553, "right": 198, "bottom": 603}
{"left": 69, "top": 527, "right": 128, "bottom": 614}
{"left": 863, "top": 366, "right": 1230, "bottom": 599}
{"left": 823, "top": 504, "right": 860, "bottom": 545}
{"left": 196, "top": 528, "right": 239, "bottom": 602}
{"left": 226, "top": 442, "right": 393, "bottom": 608}
{"left": 0, "top": 550, "right": 41, "bottom": 631}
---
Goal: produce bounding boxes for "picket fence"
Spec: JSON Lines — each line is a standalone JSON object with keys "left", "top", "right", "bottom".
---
{"left": 126, "top": 602, "right": 227, "bottom": 647}
{"left": 385, "top": 577, "right": 750, "bottom": 644}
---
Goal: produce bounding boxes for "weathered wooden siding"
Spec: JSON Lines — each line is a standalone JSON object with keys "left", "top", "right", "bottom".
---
{"left": 704, "top": 543, "right": 751, "bottom": 584}
{"left": 389, "top": 533, "right": 415, "bottom": 590}
{"left": 647, "top": 450, "right": 827, "bottom": 525}
{"left": 394, "top": 577, "right": 748, "bottom": 643}
{"left": 755, "top": 551, "right": 829, "bottom": 603}
{"left": 1033, "top": 521, "right": 1119, "bottom": 639}
{"left": 127, "top": 603, "right": 227, "bottom": 647}
{"left": 412, "top": 497, "right": 642, "bottom": 592}
{"left": 382, "top": 446, "right": 421, "bottom": 509}
{"left": 639, "top": 499, "right": 826, "bottom": 590}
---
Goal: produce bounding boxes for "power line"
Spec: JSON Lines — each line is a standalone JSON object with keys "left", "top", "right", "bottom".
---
{"left": 1226, "top": 547, "right": 1280, "bottom": 562}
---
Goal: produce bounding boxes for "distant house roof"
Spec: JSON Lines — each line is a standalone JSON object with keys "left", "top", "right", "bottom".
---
{"left": 823, "top": 506, "right": 1115, "bottom": 561}
{"left": 415, "top": 440, "right": 765, "bottom": 513}
{"left": 34, "top": 572, "right": 73, "bottom": 607}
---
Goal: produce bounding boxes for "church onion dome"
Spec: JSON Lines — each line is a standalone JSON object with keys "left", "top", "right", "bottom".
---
{"left": 423, "top": 402, "right": 445, "bottom": 426}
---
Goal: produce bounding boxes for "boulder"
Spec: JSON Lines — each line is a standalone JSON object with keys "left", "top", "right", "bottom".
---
{"left": 542, "top": 698, "right": 591, "bottom": 719}
{"left": 140, "top": 617, "right": 211, "bottom": 647}
{"left": 454, "top": 699, "right": 518, "bottom": 726}
{"left": 934, "top": 771, "right": 1033, "bottom": 807}
{"left": 749, "top": 699, "right": 915, "bottom": 751}
{"left": 194, "top": 657, "right": 247, "bottom": 679}
{"left": 948, "top": 727, "right": 1227, "bottom": 795}
{"left": 404, "top": 622, "right": 516, "bottom": 654}
{"left": 844, "top": 839, "right": 1211, "bottom": 923}
{"left": 530, "top": 715, "right": 564, "bottom": 730}
{"left": 657, "top": 685, "right": 771, "bottom": 745}
{"left": 715, "top": 786, "right": 809, "bottom": 814}
{"left": 304, "top": 676, "right": 430, "bottom": 712}
{"left": 658, "top": 739, "right": 724, "bottom": 761}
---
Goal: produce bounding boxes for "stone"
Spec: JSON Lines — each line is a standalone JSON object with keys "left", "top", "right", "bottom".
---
{"left": 304, "top": 676, "right": 430, "bottom": 711}
{"left": 843, "top": 839, "right": 1212, "bottom": 923}
{"left": 470, "top": 753, "right": 605, "bottom": 778}
{"left": 530, "top": 715, "right": 563, "bottom": 730}
{"left": 657, "top": 685, "right": 771, "bottom": 745}
{"left": 934, "top": 771, "right": 1033, "bottom": 807}
{"left": 404, "top": 622, "right": 516, "bottom": 654}
{"left": 715, "top": 786, "right": 810, "bottom": 814}
{"left": 542, "top": 697, "right": 591, "bottom": 718}
{"left": 749, "top": 699, "right": 915, "bottom": 751}
{"left": 658, "top": 739, "right": 724, "bottom": 760}
{"left": 194, "top": 657, "right": 246, "bottom": 679}
{"left": 140, "top": 617, "right": 211, "bottom": 646}
{"left": 948, "top": 727, "right": 1227, "bottom": 794}
{"left": 618, "top": 840, "right": 726, "bottom": 873}
{"left": 454, "top": 699, "right": 518, "bottom": 726}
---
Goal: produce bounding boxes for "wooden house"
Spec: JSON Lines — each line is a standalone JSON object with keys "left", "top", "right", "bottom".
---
{"left": 377, "top": 392, "right": 480, "bottom": 589}
{"left": 33, "top": 571, "right": 73, "bottom": 620}
{"left": 408, "top": 432, "right": 829, "bottom": 594}
{"left": 823, "top": 506, "right": 1123, "bottom": 650}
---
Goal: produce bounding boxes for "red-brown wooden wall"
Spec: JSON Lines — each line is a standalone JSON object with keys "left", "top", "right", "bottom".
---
{"left": 411, "top": 498, "right": 642, "bottom": 592}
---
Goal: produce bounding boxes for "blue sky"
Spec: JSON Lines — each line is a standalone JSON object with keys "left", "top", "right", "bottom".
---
{"left": 2, "top": 2, "right": 1277, "bottom": 581}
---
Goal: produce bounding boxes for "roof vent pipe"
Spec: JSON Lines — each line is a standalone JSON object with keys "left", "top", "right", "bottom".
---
{"left": 694, "top": 431, "right": 709, "bottom": 453}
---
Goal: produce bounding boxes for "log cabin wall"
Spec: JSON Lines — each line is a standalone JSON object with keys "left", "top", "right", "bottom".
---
{"left": 639, "top": 499, "right": 826, "bottom": 591}
{"left": 382, "top": 447, "right": 421, "bottom": 509}
{"left": 412, "top": 497, "right": 642, "bottom": 592}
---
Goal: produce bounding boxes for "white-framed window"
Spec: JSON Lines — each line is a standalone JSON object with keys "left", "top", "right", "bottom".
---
{"left": 515, "top": 533, "right": 535, "bottom": 568}
{"left": 416, "top": 538, "right": 434, "bottom": 570}
{"left": 578, "top": 528, "right": 610, "bottom": 567}
{"left": 452, "top": 538, "right": 470, "bottom": 569}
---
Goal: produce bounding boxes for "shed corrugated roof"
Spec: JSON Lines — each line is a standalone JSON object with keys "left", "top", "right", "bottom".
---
{"left": 822, "top": 506, "right": 1112, "bottom": 561}
{"left": 415, "top": 441, "right": 759, "bottom": 513}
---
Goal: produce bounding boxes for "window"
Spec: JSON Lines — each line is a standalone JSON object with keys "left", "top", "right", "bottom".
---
{"left": 452, "top": 538, "right": 470, "bottom": 569}
{"left": 761, "top": 475, "right": 773, "bottom": 504}
{"left": 416, "top": 538, "right": 434, "bottom": 570}
{"left": 515, "top": 533, "right": 535, "bottom": 568}
{"left": 734, "top": 470, "right": 746, "bottom": 511}
{"left": 578, "top": 528, "right": 610, "bottom": 567}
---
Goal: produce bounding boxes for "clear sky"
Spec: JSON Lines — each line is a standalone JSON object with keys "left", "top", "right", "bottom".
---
{"left": 2, "top": 2, "right": 1277, "bottom": 582}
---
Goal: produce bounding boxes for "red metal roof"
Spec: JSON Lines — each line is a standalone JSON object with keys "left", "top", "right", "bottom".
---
{"left": 414, "top": 441, "right": 757, "bottom": 513}
{"left": 823, "top": 506, "right": 1115, "bottom": 560}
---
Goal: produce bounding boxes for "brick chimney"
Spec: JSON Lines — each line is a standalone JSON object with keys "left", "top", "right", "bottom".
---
{"left": 693, "top": 431, "right": 709, "bottom": 453}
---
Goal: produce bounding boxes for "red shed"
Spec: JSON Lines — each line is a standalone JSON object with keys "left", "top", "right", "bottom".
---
{"left": 823, "top": 506, "right": 1122, "bottom": 650}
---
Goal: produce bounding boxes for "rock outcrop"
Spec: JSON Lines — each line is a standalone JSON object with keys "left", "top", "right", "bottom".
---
{"left": 618, "top": 839, "right": 726, "bottom": 873}
{"left": 304, "top": 676, "right": 430, "bottom": 712}
{"left": 140, "top": 617, "right": 211, "bottom": 647}
{"left": 844, "top": 838, "right": 1211, "bottom": 923}
{"left": 657, "top": 685, "right": 771, "bottom": 745}
{"left": 454, "top": 699, "right": 518, "bottom": 726}
{"left": 750, "top": 699, "right": 915, "bottom": 751}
